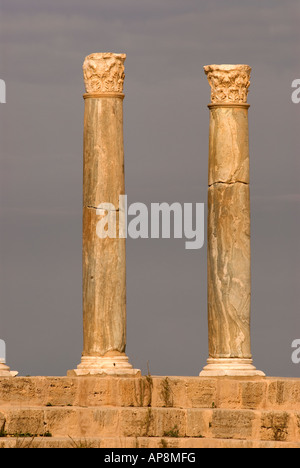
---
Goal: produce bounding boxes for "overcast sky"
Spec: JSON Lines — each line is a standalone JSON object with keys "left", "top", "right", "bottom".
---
{"left": 0, "top": 0, "right": 299, "bottom": 377}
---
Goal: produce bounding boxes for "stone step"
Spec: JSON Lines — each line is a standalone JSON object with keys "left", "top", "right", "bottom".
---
{"left": 0, "top": 406, "right": 299, "bottom": 443}
{"left": 1, "top": 376, "right": 300, "bottom": 411}
{"left": 0, "top": 436, "right": 299, "bottom": 449}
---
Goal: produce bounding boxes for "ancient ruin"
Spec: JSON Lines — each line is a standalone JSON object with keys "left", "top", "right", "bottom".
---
{"left": 0, "top": 56, "right": 299, "bottom": 449}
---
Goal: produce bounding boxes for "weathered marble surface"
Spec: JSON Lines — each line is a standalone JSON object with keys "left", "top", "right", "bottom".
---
{"left": 201, "top": 64, "right": 264, "bottom": 377}
{"left": 207, "top": 182, "right": 251, "bottom": 359}
{"left": 208, "top": 107, "right": 250, "bottom": 186}
{"left": 82, "top": 207, "right": 126, "bottom": 357}
{"left": 83, "top": 97, "right": 125, "bottom": 208}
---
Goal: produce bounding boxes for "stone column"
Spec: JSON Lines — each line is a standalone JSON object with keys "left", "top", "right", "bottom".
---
{"left": 200, "top": 65, "right": 265, "bottom": 377}
{"left": 70, "top": 53, "right": 139, "bottom": 376}
{"left": 0, "top": 340, "right": 18, "bottom": 377}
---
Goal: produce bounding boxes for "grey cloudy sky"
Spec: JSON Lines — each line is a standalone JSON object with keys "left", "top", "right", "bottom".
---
{"left": 0, "top": 0, "right": 299, "bottom": 377}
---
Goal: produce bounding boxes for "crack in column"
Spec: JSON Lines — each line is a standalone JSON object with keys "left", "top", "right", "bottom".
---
{"left": 85, "top": 205, "right": 120, "bottom": 212}
{"left": 208, "top": 181, "right": 249, "bottom": 188}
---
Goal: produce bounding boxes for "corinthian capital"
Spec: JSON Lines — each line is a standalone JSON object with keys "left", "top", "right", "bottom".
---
{"left": 204, "top": 64, "right": 251, "bottom": 104}
{"left": 83, "top": 53, "right": 126, "bottom": 94}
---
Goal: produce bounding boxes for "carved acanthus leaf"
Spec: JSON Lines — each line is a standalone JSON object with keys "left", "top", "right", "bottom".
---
{"left": 83, "top": 53, "right": 126, "bottom": 94}
{"left": 204, "top": 65, "right": 251, "bottom": 104}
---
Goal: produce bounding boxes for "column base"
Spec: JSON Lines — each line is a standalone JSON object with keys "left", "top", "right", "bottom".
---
{"left": 199, "top": 358, "right": 265, "bottom": 377}
{"left": 68, "top": 355, "right": 141, "bottom": 377}
{"left": 0, "top": 363, "right": 18, "bottom": 377}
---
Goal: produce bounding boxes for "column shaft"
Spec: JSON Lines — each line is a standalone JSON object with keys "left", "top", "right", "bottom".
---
{"left": 200, "top": 65, "right": 265, "bottom": 377}
{"left": 208, "top": 106, "right": 251, "bottom": 359}
{"left": 82, "top": 97, "right": 126, "bottom": 357}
